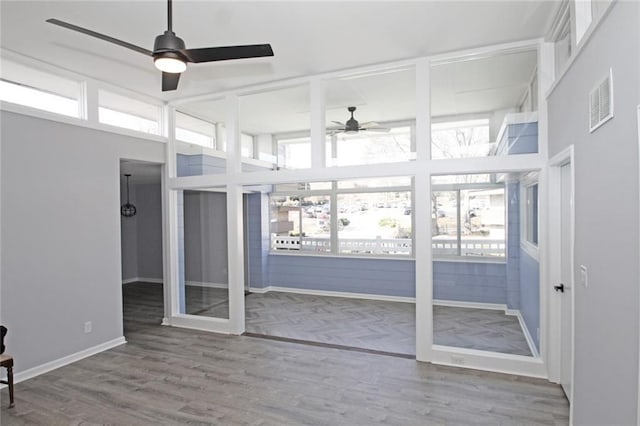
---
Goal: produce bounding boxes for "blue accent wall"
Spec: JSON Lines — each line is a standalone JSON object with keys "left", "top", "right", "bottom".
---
{"left": 177, "top": 154, "right": 270, "bottom": 176}
{"left": 267, "top": 255, "right": 416, "bottom": 297}
{"left": 506, "top": 182, "right": 521, "bottom": 309}
{"left": 520, "top": 248, "right": 540, "bottom": 351}
{"left": 177, "top": 154, "right": 226, "bottom": 177}
{"left": 246, "top": 193, "right": 268, "bottom": 288}
{"left": 433, "top": 261, "right": 507, "bottom": 304}
{"left": 506, "top": 122, "right": 538, "bottom": 155}
{"left": 266, "top": 254, "right": 507, "bottom": 303}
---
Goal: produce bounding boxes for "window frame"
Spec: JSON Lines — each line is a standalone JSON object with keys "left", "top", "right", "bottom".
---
{"left": 520, "top": 174, "right": 540, "bottom": 260}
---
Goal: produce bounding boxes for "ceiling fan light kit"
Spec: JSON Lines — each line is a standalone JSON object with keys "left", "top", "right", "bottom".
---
{"left": 46, "top": 0, "right": 273, "bottom": 91}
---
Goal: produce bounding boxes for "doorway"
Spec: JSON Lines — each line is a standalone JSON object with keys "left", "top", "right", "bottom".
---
{"left": 119, "top": 160, "right": 164, "bottom": 336}
{"left": 549, "top": 146, "right": 575, "bottom": 413}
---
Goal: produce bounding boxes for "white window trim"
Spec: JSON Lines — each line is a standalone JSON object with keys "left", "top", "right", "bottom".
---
{"left": 520, "top": 174, "right": 540, "bottom": 261}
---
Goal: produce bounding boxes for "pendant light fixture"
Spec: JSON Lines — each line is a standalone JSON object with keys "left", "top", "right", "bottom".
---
{"left": 121, "top": 174, "right": 137, "bottom": 217}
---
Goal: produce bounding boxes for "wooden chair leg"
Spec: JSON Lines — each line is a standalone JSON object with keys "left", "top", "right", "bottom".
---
{"left": 7, "top": 366, "right": 13, "bottom": 408}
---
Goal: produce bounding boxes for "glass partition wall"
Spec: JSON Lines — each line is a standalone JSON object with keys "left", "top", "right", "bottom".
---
{"left": 428, "top": 47, "right": 541, "bottom": 361}
{"left": 178, "top": 189, "right": 230, "bottom": 319}
{"left": 166, "top": 41, "right": 548, "bottom": 377}
{"left": 325, "top": 67, "right": 416, "bottom": 166}
{"left": 431, "top": 173, "right": 540, "bottom": 358}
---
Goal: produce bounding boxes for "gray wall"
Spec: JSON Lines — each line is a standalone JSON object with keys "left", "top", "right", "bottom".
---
{"left": 1, "top": 111, "right": 164, "bottom": 373}
{"left": 120, "top": 183, "right": 138, "bottom": 280}
{"left": 135, "top": 183, "right": 163, "bottom": 280}
{"left": 547, "top": 2, "right": 640, "bottom": 423}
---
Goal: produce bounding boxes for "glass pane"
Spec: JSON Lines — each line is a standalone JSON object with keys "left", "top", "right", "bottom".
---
{"left": 98, "top": 90, "right": 162, "bottom": 135}
{"left": 0, "top": 59, "right": 81, "bottom": 117}
{"left": 270, "top": 194, "right": 331, "bottom": 253}
{"left": 240, "top": 84, "right": 309, "bottom": 170}
{"left": 526, "top": 184, "right": 539, "bottom": 245}
{"left": 179, "top": 189, "right": 229, "bottom": 319}
{"left": 432, "top": 172, "right": 539, "bottom": 358}
{"left": 337, "top": 191, "right": 411, "bottom": 255}
{"left": 331, "top": 126, "right": 413, "bottom": 167}
{"left": 431, "top": 49, "right": 539, "bottom": 159}
{"left": 432, "top": 175, "right": 505, "bottom": 259}
{"left": 326, "top": 67, "right": 416, "bottom": 166}
{"left": 175, "top": 99, "right": 227, "bottom": 176}
{"left": 176, "top": 111, "right": 215, "bottom": 148}
{"left": 338, "top": 177, "right": 411, "bottom": 190}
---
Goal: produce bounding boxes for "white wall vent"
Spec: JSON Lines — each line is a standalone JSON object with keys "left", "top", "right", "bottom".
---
{"left": 589, "top": 68, "right": 614, "bottom": 132}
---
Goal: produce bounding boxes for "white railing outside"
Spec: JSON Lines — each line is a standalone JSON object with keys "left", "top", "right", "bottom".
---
{"left": 272, "top": 236, "right": 505, "bottom": 257}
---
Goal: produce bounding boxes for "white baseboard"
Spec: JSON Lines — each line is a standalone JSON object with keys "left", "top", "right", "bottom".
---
{"left": 513, "top": 311, "right": 539, "bottom": 357}
{"left": 433, "top": 299, "right": 508, "bottom": 311}
{"left": 1, "top": 336, "right": 126, "bottom": 386}
{"left": 122, "top": 277, "right": 163, "bottom": 285}
{"left": 186, "top": 281, "right": 228, "bottom": 289}
{"left": 249, "top": 285, "right": 415, "bottom": 303}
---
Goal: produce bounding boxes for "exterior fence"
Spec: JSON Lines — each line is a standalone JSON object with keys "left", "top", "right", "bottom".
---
{"left": 272, "top": 235, "right": 505, "bottom": 257}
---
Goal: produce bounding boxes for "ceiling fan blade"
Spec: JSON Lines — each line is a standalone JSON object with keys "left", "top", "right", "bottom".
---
{"left": 360, "top": 127, "right": 390, "bottom": 133}
{"left": 182, "top": 44, "right": 274, "bottom": 63}
{"left": 331, "top": 121, "right": 345, "bottom": 126}
{"left": 162, "top": 72, "right": 181, "bottom": 91}
{"left": 46, "top": 19, "right": 153, "bottom": 56}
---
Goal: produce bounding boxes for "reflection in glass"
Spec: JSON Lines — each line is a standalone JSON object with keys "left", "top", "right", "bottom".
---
{"left": 180, "top": 190, "right": 229, "bottom": 319}
{"left": 431, "top": 49, "right": 539, "bottom": 159}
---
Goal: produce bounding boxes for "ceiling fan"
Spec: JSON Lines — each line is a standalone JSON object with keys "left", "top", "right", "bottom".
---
{"left": 46, "top": 0, "right": 274, "bottom": 92}
{"left": 329, "top": 106, "right": 390, "bottom": 135}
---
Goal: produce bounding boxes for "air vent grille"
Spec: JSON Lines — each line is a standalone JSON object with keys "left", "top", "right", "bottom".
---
{"left": 589, "top": 69, "right": 614, "bottom": 132}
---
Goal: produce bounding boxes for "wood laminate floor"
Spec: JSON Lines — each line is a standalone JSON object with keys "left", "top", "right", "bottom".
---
{"left": 0, "top": 282, "right": 568, "bottom": 425}
{"left": 168, "top": 284, "right": 532, "bottom": 356}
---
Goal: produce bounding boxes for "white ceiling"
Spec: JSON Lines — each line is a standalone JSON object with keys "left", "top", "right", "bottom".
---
{"left": 120, "top": 160, "right": 162, "bottom": 184}
{"left": 1, "top": 0, "right": 558, "bottom": 105}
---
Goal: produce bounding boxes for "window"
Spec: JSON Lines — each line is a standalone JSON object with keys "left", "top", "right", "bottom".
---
{"left": 270, "top": 193, "right": 332, "bottom": 253}
{"left": 525, "top": 184, "right": 539, "bottom": 246}
{"left": 270, "top": 178, "right": 412, "bottom": 256}
{"left": 277, "top": 136, "right": 311, "bottom": 169}
{"left": 432, "top": 176, "right": 506, "bottom": 258}
{"left": 431, "top": 119, "right": 492, "bottom": 159}
{"left": 175, "top": 111, "right": 215, "bottom": 148}
{"left": 0, "top": 59, "right": 81, "bottom": 118}
{"left": 98, "top": 90, "right": 162, "bottom": 135}
{"left": 241, "top": 133, "right": 255, "bottom": 158}
{"left": 330, "top": 126, "right": 413, "bottom": 166}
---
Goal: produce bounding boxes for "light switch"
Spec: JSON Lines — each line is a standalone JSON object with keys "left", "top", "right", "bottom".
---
{"left": 580, "top": 265, "right": 588, "bottom": 288}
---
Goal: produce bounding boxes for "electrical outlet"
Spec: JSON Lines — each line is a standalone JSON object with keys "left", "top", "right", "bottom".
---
{"left": 84, "top": 321, "right": 92, "bottom": 334}
{"left": 451, "top": 355, "right": 465, "bottom": 365}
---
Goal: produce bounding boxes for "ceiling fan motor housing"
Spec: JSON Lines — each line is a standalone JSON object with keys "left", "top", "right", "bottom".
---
{"left": 153, "top": 31, "right": 187, "bottom": 59}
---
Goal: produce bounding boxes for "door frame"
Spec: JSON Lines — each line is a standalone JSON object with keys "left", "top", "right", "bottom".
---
{"left": 636, "top": 105, "right": 640, "bottom": 426}
{"left": 547, "top": 145, "right": 575, "bottom": 419}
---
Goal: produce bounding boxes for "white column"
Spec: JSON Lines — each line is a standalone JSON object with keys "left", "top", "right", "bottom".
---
{"left": 225, "top": 94, "right": 241, "bottom": 174}
{"left": 310, "top": 78, "right": 326, "bottom": 169}
{"left": 163, "top": 106, "right": 180, "bottom": 321}
{"left": 415, "top": 58, "right": 431, "bottom": 162}
{"left": 414, "top": 171, "right": 433, "bottom": 362}
{"left": 227, "top": 184, "right": 245, "bottom": 334}
{"left": 83, "top": 79, "right": 100, "bottom": 124}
